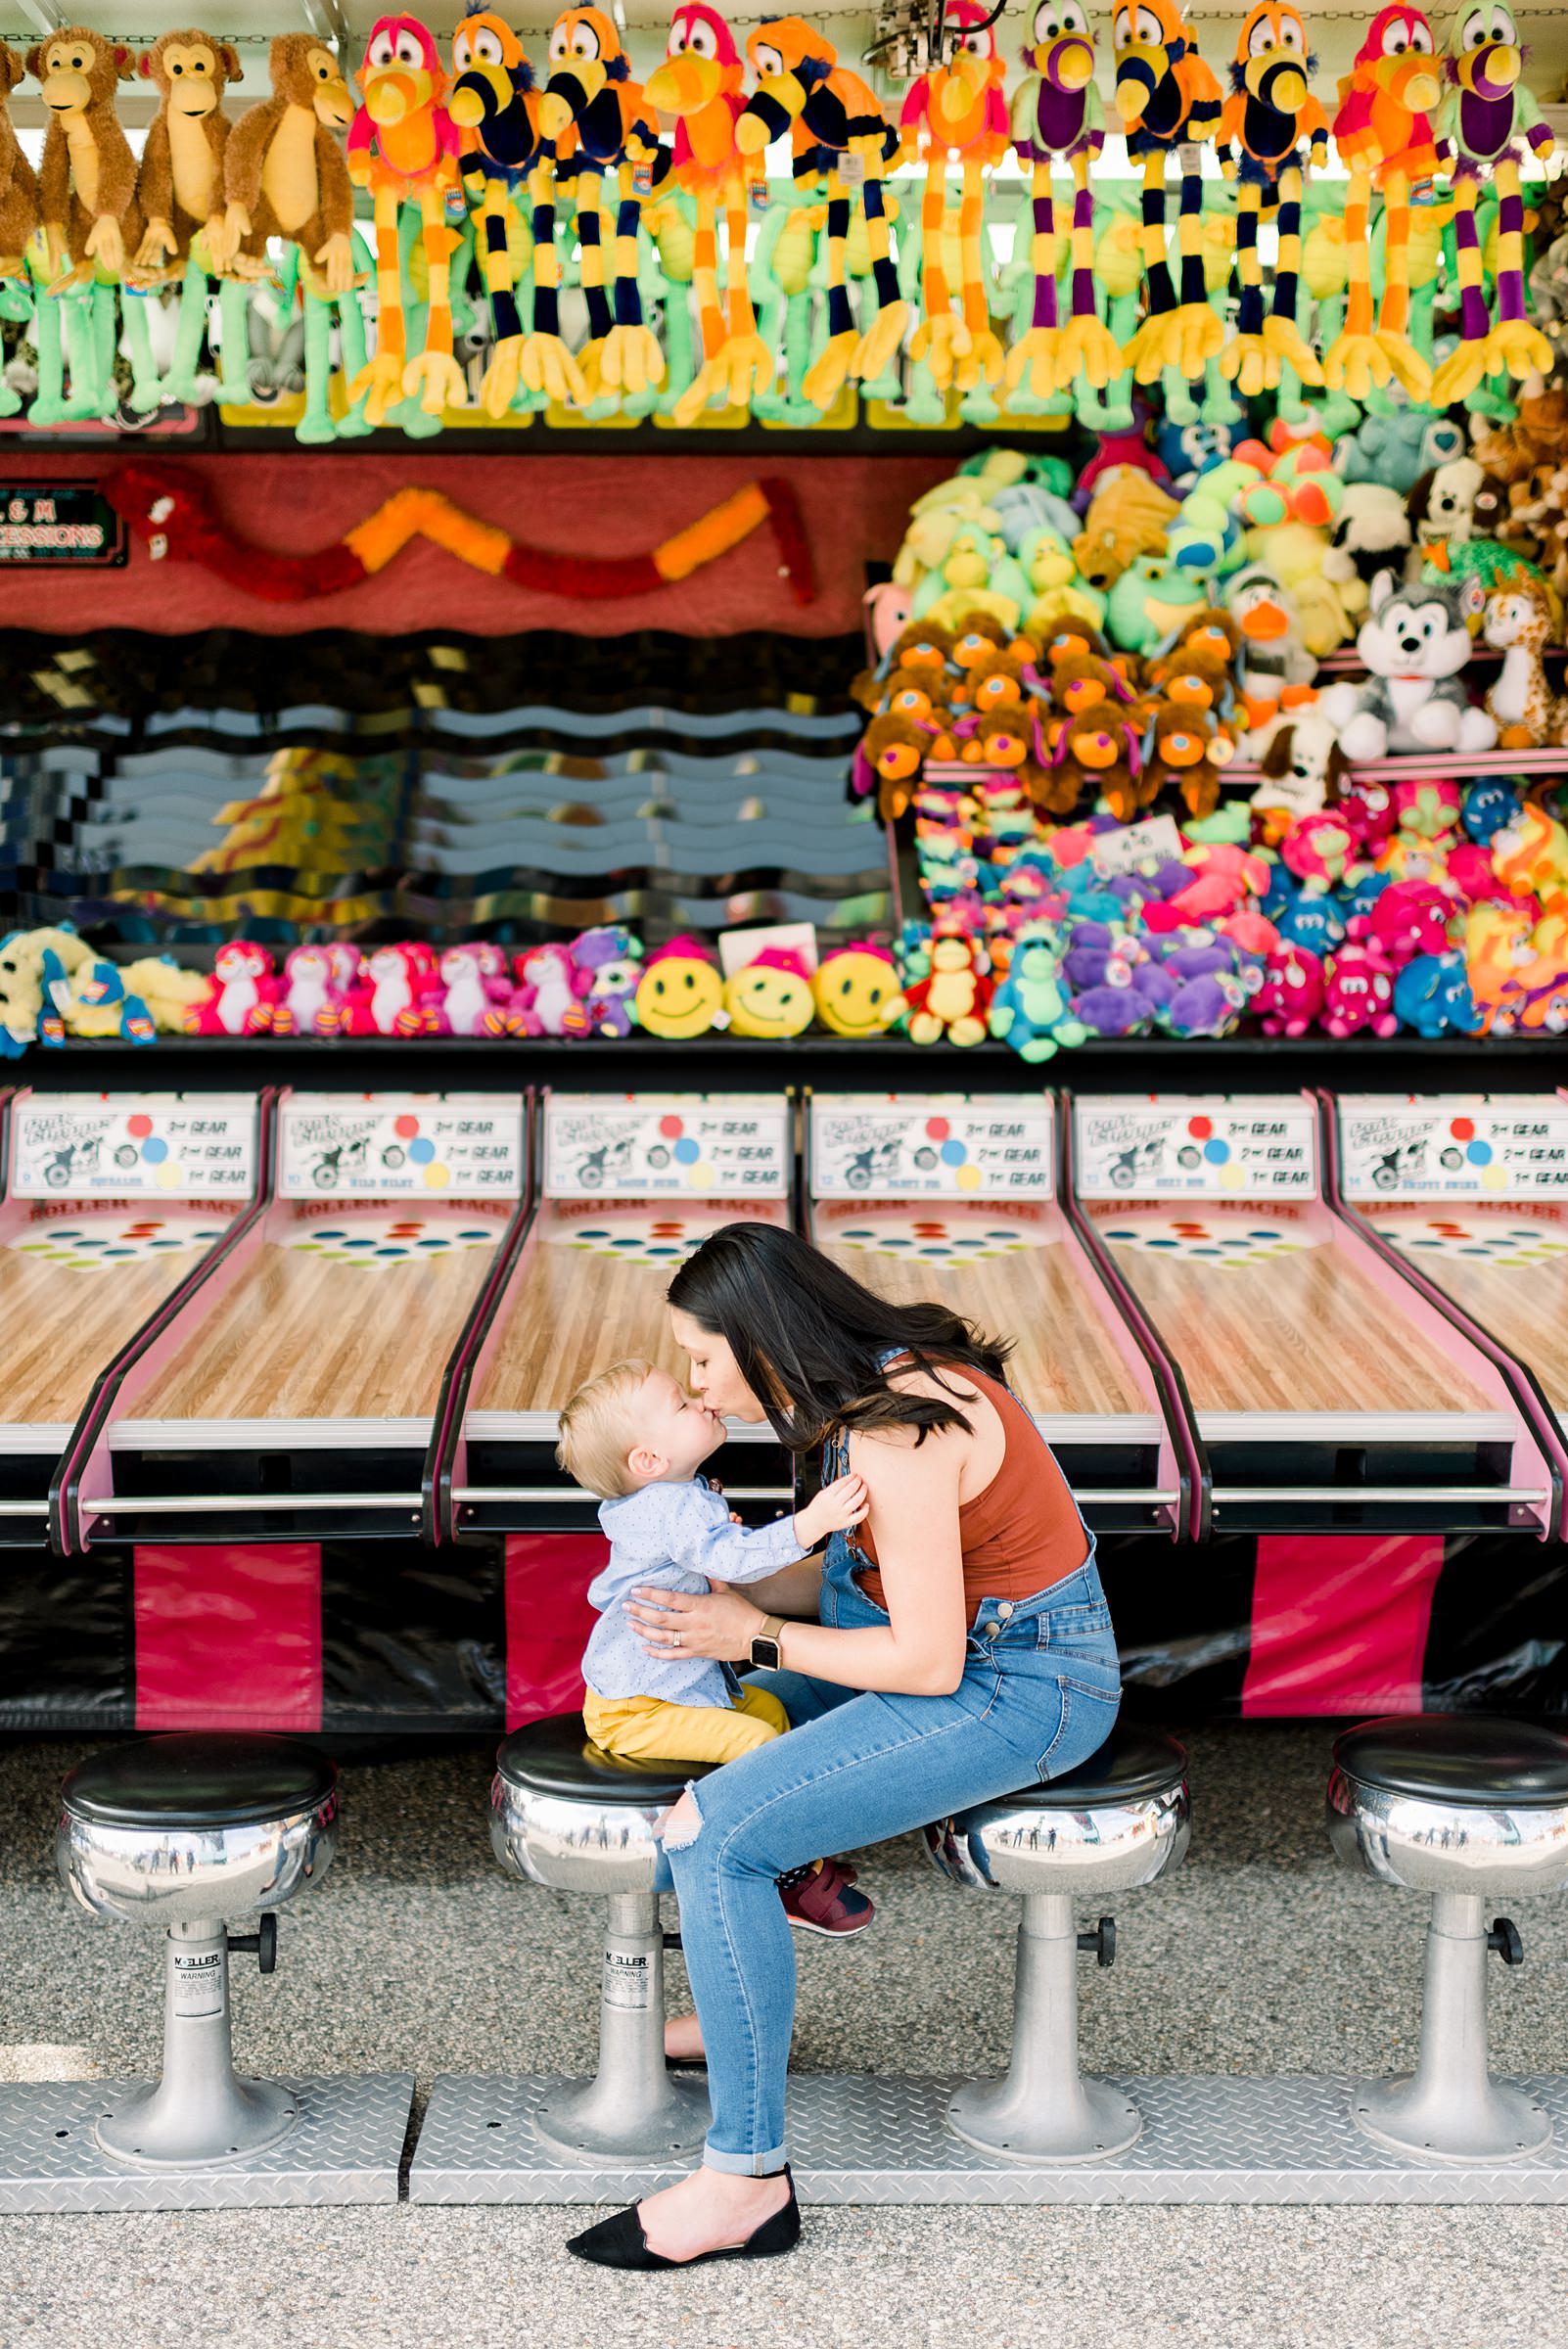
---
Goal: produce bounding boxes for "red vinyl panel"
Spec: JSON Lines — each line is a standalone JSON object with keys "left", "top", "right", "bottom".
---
{"left": 1241, "top": 1535, "right": 1445, "bottom": 1718}
{"left": 133, "top": 1543, "right": 323, "bottom": 1731}
{"left": 503, "top": 1533, "right": 604, "bottom": 1730}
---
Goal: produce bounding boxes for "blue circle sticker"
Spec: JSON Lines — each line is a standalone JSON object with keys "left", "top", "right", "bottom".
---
{"left": 1203, "top": 1139, "right": 1230, "bottom": 1165}
{"left": 140, "top": 1136, "right": 168, "bottom": 1165}
{"left": 673, "top": 1137, "right": 701, "bottom": 1165}
{"left": 409, "top": 1137, "right": 436, "bottom": 1165}
{"left": 1466, "top": 1140, "right": 1493, "bottom": 1167}
{"left": 940, "top": 1139, "right": 967, "bottom": 1167}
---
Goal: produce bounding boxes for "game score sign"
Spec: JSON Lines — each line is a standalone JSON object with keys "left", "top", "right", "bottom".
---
{"left": 278, "top": 1094, "right": 525, "bottom": 1199}
{"left": 810, "top": 1095, "right": 1053, "bottom": 1199}
{"left": 10, "top": 1093, "right": 256, "bottom": 1199}
{"left": 1338, "top": 1096, "right": 1568, "bottom": 1200}
{"left": 544, "top": 1094, "right": 790, "bottom": 1199}
{"left": 1073, "top": 1096, "right": 1317, "bottom": 1199}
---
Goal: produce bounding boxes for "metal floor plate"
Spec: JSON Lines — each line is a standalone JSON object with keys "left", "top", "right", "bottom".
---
{"left": 0, "top": 2074, "right": 416, "bottom": 2212}
{"left": 410, "top": 2072, "right": 1568, "bottom": 2206}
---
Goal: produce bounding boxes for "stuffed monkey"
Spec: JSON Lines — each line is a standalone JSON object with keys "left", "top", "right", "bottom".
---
{"left": 28, "top": 28, "right": 141, "bottom": 421}
{"left": 124, "top": 31, "right": 241, "bottom": 408}
{"left": 0, "top": 46, "right": 37, "bottom": 280}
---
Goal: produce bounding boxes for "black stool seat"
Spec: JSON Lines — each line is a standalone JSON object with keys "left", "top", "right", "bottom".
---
{"left": 979, "top": 1724, "right": 1187, "bottom": 1812}
{"left": 498, "top": 1714, "right": 719, "bottom": 1806}
{"left": 1333, "top": 1715, "right": 1568, "bottom": 1808}
{"left": 63, "top": 1733, "right": 336, "bottom": 1830}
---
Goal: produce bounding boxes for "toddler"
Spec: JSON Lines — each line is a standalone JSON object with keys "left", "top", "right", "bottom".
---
{"left": 557, "top": 1356, "right": 874, "bottom": 1935}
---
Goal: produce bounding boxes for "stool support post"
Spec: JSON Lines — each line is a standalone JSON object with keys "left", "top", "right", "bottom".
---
{"left": 95, "top": 1922, "right": 297, "bottom": 2168}
{"left": 531, "top": 1891, "right": 709, "bottom": 2165}
{"left": 946, "top": 1893, "right": 1140, "bottom": 2164}
{"left": 1353, "top": 1890, "right": 1550, "bottom": 2163}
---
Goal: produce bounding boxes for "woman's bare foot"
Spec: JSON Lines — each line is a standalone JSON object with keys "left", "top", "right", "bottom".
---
{"left": 664, "top": 2010, "right": 706, "bottom": 2064}
{"left": 636, "top": 2164, "right": 792, "bottom": 2262}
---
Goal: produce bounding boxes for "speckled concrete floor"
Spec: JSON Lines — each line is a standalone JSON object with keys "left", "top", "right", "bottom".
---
{"left": 2, "top": 1723, "right": 1567, "bottom": 2349}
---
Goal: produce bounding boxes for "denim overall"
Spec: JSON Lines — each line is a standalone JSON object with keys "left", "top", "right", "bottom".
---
{"left": 662, "top": 1378, "right": 1124, "bottom": 2176}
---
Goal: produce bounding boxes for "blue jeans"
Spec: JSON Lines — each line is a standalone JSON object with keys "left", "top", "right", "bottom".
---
{"left": 664, "top": 1543, "right": 1121, "bottom": 2175}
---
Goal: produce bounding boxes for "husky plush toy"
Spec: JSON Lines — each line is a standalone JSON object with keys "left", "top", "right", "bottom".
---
{"left": 1319, "top": 572, "right": 1498, "bottom": 763}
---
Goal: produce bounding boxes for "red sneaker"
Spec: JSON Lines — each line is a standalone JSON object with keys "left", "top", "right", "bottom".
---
{"left": 778, "top": 1858, "right": 874, "bottom": 1936}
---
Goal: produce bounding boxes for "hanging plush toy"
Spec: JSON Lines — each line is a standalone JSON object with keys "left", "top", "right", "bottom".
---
{"left": 447, "top": 13, "right": 540, "bottom": 418}
{"left": 538, "top": 7, "right": 667, "bottom": 407}
{"left": 899, "top": 2, "right": 1008, "bottom": 396}
{"left": 1429, "top": 4, "right": 1555, "bottom": 407}
{"left": 0, "top": 46, "right": 35, "bottom": 285}
{"left": 126, "top": 32, "right": 245, "bottom": 409}
{"left": 1324, "top": 5, "right": 1443, "bottom": 403}
{"left": 735, "top": 17, "right": 903, "bottom": 410}
{"left": 29, "top": 28, "right": 141, "bottom": 423}
{"left": 347, "top": 16, "right": 467, "bottom": 426}
{"left": 1112, "top": 0, "right": 1225, "bottom": 385}
{"left": 1217, "top": 2, "right": 1328, "bottom": 395}
{"left": 214, "top": 35, "right": 363, "bottom": 443}
{"left": 644, "top": 5, "right": 774, "bottom": 425}
{"left": 1007, "top": 0, "right": 1122, "bottom": 400}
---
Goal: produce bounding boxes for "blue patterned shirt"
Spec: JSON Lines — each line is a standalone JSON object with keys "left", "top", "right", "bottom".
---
{"left": 584, "top": 1475, "right": 806, "bottom": 1706}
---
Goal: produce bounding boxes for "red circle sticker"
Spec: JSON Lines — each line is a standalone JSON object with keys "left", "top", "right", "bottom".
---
{"left": 659, "top": 1115, "right": 684, "bottom": 1139}
{"left": 1187, "top": 1117, "right": 1213, "bottom": 1139}
{"left": 127, "top": 1114, "right": 154, "bottom": 1138}
{"left": 1450, "top": 1118, "right": 1475, "bottom": 1142}
{"left": 393, "top": 1115, "right": 420, "bottom": 1139}
{"left": 925, "top": 1118, "right": 950, "bottom": 1140}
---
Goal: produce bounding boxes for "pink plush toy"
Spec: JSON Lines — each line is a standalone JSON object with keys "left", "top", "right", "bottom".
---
{"left": 1321, "top": 942, "right": 1399, "bottom": 1037}
{"left": 346, "top": 944, "right": 434, "bottom": 1037}
{"left": 1282, "top": 809, "right": 1361, "bottom": 894}
{"left": 1355, "top": 879, "right": 1457, "bottom": 966}
{"left": 184, "top": 940, "right": 279, "bottom": 1036}
{"left": 1143, "top": 842, "right": 1270, "bottom": 934}
{"left": 1256, "top": 943, "right": 1326, "bottom": 1036}
{"left": 1390, "top": 776, "right": 1462, "bottom": 845}
{"left": 510, "top": 944, "right": 589, "bottom": 1037}
{"left": 1337, "top": 773, "right": 1396, "bottom": 851}
{"left": 436, "top": 944, "right": 506, "bottom": 1037}
{"left": 275, "top": 944, "right": 346, "bottom": 1037}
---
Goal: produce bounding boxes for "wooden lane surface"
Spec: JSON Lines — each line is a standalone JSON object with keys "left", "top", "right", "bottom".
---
{"left": 130, "top": 1209, "right": 507, "bottom": 1425}
{"left": 1367, "top": 1208, "right": 1568, "bottom": 1416}
{"left": 1086, "top": 1203, "right": 1492, "bottom": 1419}
{"left": 474, "top": 1205, "right": 788, "bottom": 1416}
{"left": 0, "top": 1214, "right": 227, "bottom": 1428}
{"left": 812, "top": 1203, "right": 1149, "bottom": 1422}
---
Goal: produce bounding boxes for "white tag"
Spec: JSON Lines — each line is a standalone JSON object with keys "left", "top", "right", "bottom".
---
{"left": 1088, "top": 815, "right": 1184, "bottom": 878}
{"left": 811, "top": 1094, "right": 1054, "bottom": 1199}
{"left": 1073, "top": 1095, "right": 1317, "bottom": 1199}
{"left": 602, "top": 1946, "right": 652, "bottom": 2011}
{"left": 171, "top": 1949, "right": 224, "bottom": 2021}
{"left": 544, "top": 1093, "right": 789, "bottom": 1199}
{"left": 11, "top": 1095, "right": 256, "bottom": 1201}
{"left": 839, "top": 151, "right": 865, "bottom": 187}
{"left": 277, "top": 1095, "right": 525, "bottom": 1200}
{"left": 1338, "top": 1095, "right": 1568, "bottom": 1200}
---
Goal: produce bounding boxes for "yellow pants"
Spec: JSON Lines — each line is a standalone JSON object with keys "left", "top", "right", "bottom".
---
{"left": 582, "top": 1681, "right": 790, "bottom": 1766}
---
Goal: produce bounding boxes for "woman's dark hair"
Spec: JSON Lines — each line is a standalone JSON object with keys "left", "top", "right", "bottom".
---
{"left": 667, "top": 1221, "right": 1011, "bottom": 1453}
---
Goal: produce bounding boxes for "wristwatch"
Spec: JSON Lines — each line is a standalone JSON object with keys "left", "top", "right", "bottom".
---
{"left": 750, "top": 1615, "right": 786, "bottom": 1671}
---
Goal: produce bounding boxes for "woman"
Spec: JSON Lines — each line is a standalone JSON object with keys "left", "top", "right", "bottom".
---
{"left": 566, "top": 1221, "right": 1121, "bottom": 2271}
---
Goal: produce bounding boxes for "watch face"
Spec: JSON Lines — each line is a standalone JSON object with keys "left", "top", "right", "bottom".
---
{"left": 752, "top": 1636, "right": 782, "bottom": 1671}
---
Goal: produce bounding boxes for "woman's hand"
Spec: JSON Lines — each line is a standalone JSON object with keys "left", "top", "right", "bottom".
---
{"left": 627, "top": 1582, "right": 765, "bottom": 1663}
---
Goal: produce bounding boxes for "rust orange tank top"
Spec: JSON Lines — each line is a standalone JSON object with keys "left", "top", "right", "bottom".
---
{"left": 851, "top": 1361, "right": 1089, "bottom": 1618}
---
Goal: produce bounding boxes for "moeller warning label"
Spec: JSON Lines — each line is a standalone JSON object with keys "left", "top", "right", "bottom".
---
{"left": 602, "top": 1946, "right": 653, "bottom": 2012}
{"left": 171, "top": 1948, "right": 224, "bottom": 2020}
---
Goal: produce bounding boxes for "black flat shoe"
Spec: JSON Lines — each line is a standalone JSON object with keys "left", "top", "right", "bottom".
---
{"left": 664, "top": 2051, "right": 708, "bottom": 2072}
{"left": 565, "top": 2169, "right": 800, "bottom": 2270}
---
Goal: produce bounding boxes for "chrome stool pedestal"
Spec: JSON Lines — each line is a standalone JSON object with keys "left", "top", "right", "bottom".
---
{"left": 926, "top": 1726, "right": 1189, "bottom": 2163}
{"left": 489, "top": 1718, "right": 712, "bottom": 2165}
{"left": 1328, "top": 1715, "right": 1568, "bottom": 2164}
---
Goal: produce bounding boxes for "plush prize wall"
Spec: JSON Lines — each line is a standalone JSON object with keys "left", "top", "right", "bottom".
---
{"left": 0, "top": 450, "right": 952, "bottom": 636}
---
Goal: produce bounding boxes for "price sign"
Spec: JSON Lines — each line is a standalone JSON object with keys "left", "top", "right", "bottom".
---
{"left": 811, "top": 1094, "right": 1053, "bottom": 1199}
{"left": 10, "top": 1094, "right": 256, "bottom": 1200}
{"left": 1087, "top": 815, "right": 1184, "bottom": 877}
{"left": 277, "top": 1094, "right": 525, "bottom": 1200}
{"left": 1338, "top": 1096, "right": 1568, "bottom": 1200}
{"left": 544, "top": 1093, "right": 789, "bottom": 1199}
{"left": 1074, "top": 1095, "right": 1317, "bottom": 1199}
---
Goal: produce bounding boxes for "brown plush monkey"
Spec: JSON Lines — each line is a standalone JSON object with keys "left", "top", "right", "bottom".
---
{"left": 133, "top": 29, "right": 240, "bottom": 277}
{"left": 28, "top": 27, "right": 140, "bottom": 288}
{"left": 211, "top": 33, "right": 355, "bottom": 297}
{"left": 0, "top": 46, "right": 38, "bottom": 276}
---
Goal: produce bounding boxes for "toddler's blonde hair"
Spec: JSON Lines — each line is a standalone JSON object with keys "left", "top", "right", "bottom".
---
{"left": 555, "top": 1357, "right": 654, "bottom": 1499}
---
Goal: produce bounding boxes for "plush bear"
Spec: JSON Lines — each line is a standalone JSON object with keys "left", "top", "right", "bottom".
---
{"left": 1336, "top": 405, "right": 1465, "bottom": 495}
{"left": 1256, "top": 943, "right": 1327, "bottom": 1036}
{"left": 988, "top": 933, "right": 1088, "bottom": 1063}
{"left": 1353, "top": 879, "right": 1458, "bottom": 966}
{"left": 1318, "top": 573, "right": 1497, "bottom": 762}
{"left": 1137, "top": 701, "right": 1236, "bottom": 822}
{"left": 1321, "top": 942, "right": 1399, "bottom": 1037}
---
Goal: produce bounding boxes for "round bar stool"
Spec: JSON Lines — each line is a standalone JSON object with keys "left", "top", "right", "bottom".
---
{"left": 1327, "top": 1714, "right": 1568, "bottom": 2163}
{"left": 490, "top": 1715, "right": 712, "bottom": 2165}
{"left": 925, "top": 1725, "right": 1189, "bottom": 2163}
{"left": 57, "top": 1732, "right": 338, "bottom": 2168}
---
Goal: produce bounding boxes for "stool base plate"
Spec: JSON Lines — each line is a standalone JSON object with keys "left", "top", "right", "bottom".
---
{"left": 411, "top": 2071, "right": 1568, "bottom": 2206}
{"left": 0, "top": 2074, "right": 415, "bottom": 2213}
{"left": 1353, "top": 2074, "right": 1552, "bottom": 2165}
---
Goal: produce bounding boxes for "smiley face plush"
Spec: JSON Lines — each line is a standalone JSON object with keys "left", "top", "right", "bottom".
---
{"left": 811, "top": 944, "right": 899, "bottom": 1036}
{"left": 633, "top": 936, "right": 726, "bottom": 1037}
{"left": 722, "top": 947, "right": 816, "bottom": 1038}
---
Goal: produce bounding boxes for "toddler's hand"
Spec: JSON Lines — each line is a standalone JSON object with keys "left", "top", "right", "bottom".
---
{"left": 794, "top": 1473, "right": 868, "bottom": 1548}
